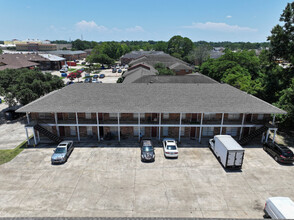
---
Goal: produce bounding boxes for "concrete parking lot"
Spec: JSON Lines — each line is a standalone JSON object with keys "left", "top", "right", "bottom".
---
{"left": 0, "top": 144, "right": 294, "bottom": 218}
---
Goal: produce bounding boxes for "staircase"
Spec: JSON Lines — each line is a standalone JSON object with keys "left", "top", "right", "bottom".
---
{"left": 238, "top": 125, "right": 268, "bottom": 145}
{"left": 34, "top": 124, "right": 63, "bottom": 143}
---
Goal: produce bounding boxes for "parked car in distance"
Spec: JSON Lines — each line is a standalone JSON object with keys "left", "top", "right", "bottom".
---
{"left": 264, "top": 197, "right": 294, "bottom": 219}
{"left": 162, "top": 138, "right": 178, "bottom": 158}
{"left": 84, "top": 78, "right": 92, "bottom": 83}
{"left": 61, "top": 73, "right": 67, "bottom": 77}
{"left": 92, "top": 78, "right": 98, "bottom": 83}
{"left": 112, "top": 68, "right": 117, "bottom": 73}
{"left": 118, "top": 69, "right": 122, "bottom": 73}
{"left": 81, "top": 61, "right": 86, "bottom": 65}
{"left": 60, "top": 68, "right": 68, "bottom": 73}
{"left": 263, "top": 142, "right": 294, "bottom": 164}
{"left": 66, "top": 81, "right": 74, "bottom": 85}
{"left": 93, "top": 74, "right": 99, "bottom": 79}
{"left": 51, "top": 141, "right": 74, "bottom": 164}
{"left": 99, "top": 74, "right": 105, "bottom": 78}
{"left": 141, "top": 139, "right": 155, "bottom": 162}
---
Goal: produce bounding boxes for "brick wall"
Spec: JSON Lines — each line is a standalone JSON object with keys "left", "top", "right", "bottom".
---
{"left": 121, "top": 127, "right": 133, "bottom": 136}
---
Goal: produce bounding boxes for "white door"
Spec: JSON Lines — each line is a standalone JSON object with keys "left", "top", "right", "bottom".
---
{"left": 226, "top": 151, "right": 236, "bottom": 166}
{"left": 235, "top": 151, "right": 244, "bottom": 166}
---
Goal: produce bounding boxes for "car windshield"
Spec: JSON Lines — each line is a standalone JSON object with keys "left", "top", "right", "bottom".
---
{"left": 167, "top": 145, "right": 177, "bottom": 150}
{"left": 142, "top": 146, "right": 153, "bottom": 152}
{"left": 55, "top": 147, "right": 66, "bottom": 153}
{"left": 282, "top": 150, "right": 294, "bottom": 157}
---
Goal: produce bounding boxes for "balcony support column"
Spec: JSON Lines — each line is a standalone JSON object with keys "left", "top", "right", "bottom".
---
{"left": 117, "top": 113, "right": 120, "bottom": 142}
{"left": 178, "top": 113, "right": 182, "bottom": 142}
{"left": 138, "top": 113, "right": 141, "bottom": 142}
{"left": 239, "top": 113, "right": 245, "bottom": 140}
{"left": 272, "top": 114, "right": 276, "bottom": 125}
{"left": 26, "top": 112, "right": 30, "bottom": 124}
{"left": 158, "top": 113, "right": 161, "bottom": 140}
{"left": 220, "top": 113, "right": 224, "bottom": 134}
{"left": 96, "top": 112, "right": 100, "bottom": 141}
{"left": 199, "top": 113, "right": 203, "bottom": 143}
{"left": 54, "top": 113, "right": 60, "bottom": 137}
{"left": 76, "top": 112, "right": 80, "bottom": 141}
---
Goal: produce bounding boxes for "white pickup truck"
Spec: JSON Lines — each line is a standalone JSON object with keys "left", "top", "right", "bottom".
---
{"left": 209, "top": 135, "right": 245, "bottom": 169}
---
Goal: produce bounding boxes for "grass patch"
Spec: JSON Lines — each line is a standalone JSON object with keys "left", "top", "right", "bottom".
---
{"left": 0, "top": 138, "right": 29, "bottom": 165}
{"left": 68, "top": 68, "right": 76, "bottom": 72}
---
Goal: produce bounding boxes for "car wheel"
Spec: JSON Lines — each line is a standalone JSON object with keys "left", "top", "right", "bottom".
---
{"left": 263, "top": 146, "right": 267, "bottom": 152}
{"left": 217, "top": 157, "right": 221, "bottom": 163}
{"left": 274, "top": 156, "right": 278, "bottom": 162}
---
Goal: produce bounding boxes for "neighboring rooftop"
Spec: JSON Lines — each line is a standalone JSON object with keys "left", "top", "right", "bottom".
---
{"left": 44, "top": 50, "right": 86, "bottom": 55}
{"left": 122, "top": 64, "right": 158, "bottom": 83}
{"left": 121, "top": 50, "right": 164, "bottom": 60}
{"left": 0, "top": 54, "right": 40, "bottom": 70}
{"left": 17, "top": 83, "right": 286, "bottom": 114}
{"left": 128, "top": 73, "right": 218, "bottom": 84}
{"left": 129, "top": 53, "right": 193, "bottom": 71}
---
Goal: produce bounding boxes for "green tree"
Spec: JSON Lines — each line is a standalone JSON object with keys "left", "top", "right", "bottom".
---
{"left": 87, "top": 53, "right": 114, "bottom": 66}
{"left": 274, "top": 78, "right": 294, "bottom": 128}
{"left": 268, "top": 2, "right": 294, "bottom": 65}
{"left": 187, "top": 45, "right": 211, "bottom": 65}
{"left": 154, "top": 63, "right": 175, "bottom": 75}
{"left": 167, "top": 35, "right": 194, "bottom": 58}
{"left": 0, "top": 48, "right": 2, "bottom": 54}
{"left": 0, "top": 69, "right": 64, "bottom": 106}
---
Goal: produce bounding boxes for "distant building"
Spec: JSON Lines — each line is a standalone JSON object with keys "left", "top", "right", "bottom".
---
{"left": 56, "top": 44, "right": 72, "bottom": 50}
{"left": 120, "top": 50, "right": 164, "bottom": 65}
{"left": 129, "top": 53, "right": 193, "bottom": 75}
{"left": 0, "top": 53, "right": 65, "bottom": 71}
{"left": 45, "top": 50, "right": 87, "bottom": 60}
{"left": 16, "top": 43, "right": 57, "bottom": 51}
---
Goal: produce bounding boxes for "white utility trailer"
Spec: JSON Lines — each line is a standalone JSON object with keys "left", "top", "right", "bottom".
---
{"left": 209, "top": 135, "right": 245, "bottom": 169}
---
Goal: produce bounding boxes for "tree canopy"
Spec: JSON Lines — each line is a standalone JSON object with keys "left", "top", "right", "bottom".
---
{"left": 0, "top": 69, "right": 64, "bottom": 106}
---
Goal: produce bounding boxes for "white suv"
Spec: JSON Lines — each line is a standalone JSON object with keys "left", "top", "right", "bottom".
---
{"left": 162, "top": 138, "right": 178, "bottom": 158}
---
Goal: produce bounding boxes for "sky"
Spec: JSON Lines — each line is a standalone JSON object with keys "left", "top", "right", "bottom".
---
{"left": 0, "top": 0, "right": 291, "bottom": 42}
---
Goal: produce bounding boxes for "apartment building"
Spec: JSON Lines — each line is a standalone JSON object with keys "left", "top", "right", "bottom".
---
{"left": 17, "top": 83, "right": 285, "bottom": 145}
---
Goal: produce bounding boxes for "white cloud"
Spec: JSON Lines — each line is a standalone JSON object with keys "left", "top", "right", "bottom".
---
{"left": 75, "top": 20, "right": 107, "bottom": 31}
{"left": 126, "top": 26, "right": 144, "bottom": 32}
{"left": 226, "top": 15, "right": 232, "bottom": 19}
{"left": 183, "top": 22, "right": 257, "bottom": 32}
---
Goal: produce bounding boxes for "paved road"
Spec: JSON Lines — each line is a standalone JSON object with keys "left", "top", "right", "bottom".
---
{"left": 0, "top": 145, "right": 294, "bottom": 217}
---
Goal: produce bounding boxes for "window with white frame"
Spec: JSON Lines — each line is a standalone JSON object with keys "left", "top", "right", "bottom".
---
{"left": 163, "top": 113, "right": 169, "bottom": 119}
{"left": 133, "top": 113, "right": 145, "bottom": 119}
{"left": 226, "top": 127, "right": 238, "bottom": 136}
{"left": 163, "top": 127, "right": 169, "bottom": 136}
{"left": 228, "top": 114, "right": 240, "bottom": 120}
{"left": 85, "top": 113, "right": 91, "bottom": 119}
{"left": 70, "top": 126, "right": 76, "bottom": 136}
{"left": 204, "top": 113, "right": 216, "bottom": 120}
{"left": 109, "top": 113, "right": 120, "bottom": 119}
{"left": 182, "top": 113, "right": 186, "bottom": 119}
{"left": 109, "top": 126, "right": 118, "bottom": 135}
{"left": 202, "top": 127, "right": 214, "bottom": 136}
{"left": 257, "top": 114, "right": 264, "bottom": 120}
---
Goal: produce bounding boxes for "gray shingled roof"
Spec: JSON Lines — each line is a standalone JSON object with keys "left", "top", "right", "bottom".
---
{"left": 123, "top": 66, "right": 158, "bottom": 83}
{"left": 17, "top": 83, "right": 286, "bottom": 114}
{"left": 121, "top": 51, "right": 164, "bottom": 59}
{"left": 129, "top": 54, "right": 193, "bottom": 70}
{"left": 131, "top": 74, "right": 218, "bottom": 84}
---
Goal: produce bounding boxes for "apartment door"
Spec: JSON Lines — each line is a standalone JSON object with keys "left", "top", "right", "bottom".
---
{"left": 190, "top": 127, "right": 196, "bottom": 139}
{"left": 191, "top": 114, "right": 197, "bottom": 122}
{"left": 57, "top": 113, "right": 63, "bottom": 120}
{"left": 151, "top": 127, "right": 157, "bottom": 137}
{"left": 59, "top": 126, "right": 65, "bottom": 137}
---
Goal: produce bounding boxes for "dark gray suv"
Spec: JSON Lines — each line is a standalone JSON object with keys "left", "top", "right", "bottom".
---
{"left": 141, "top": 139, "right": 155, "bottom": 162}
